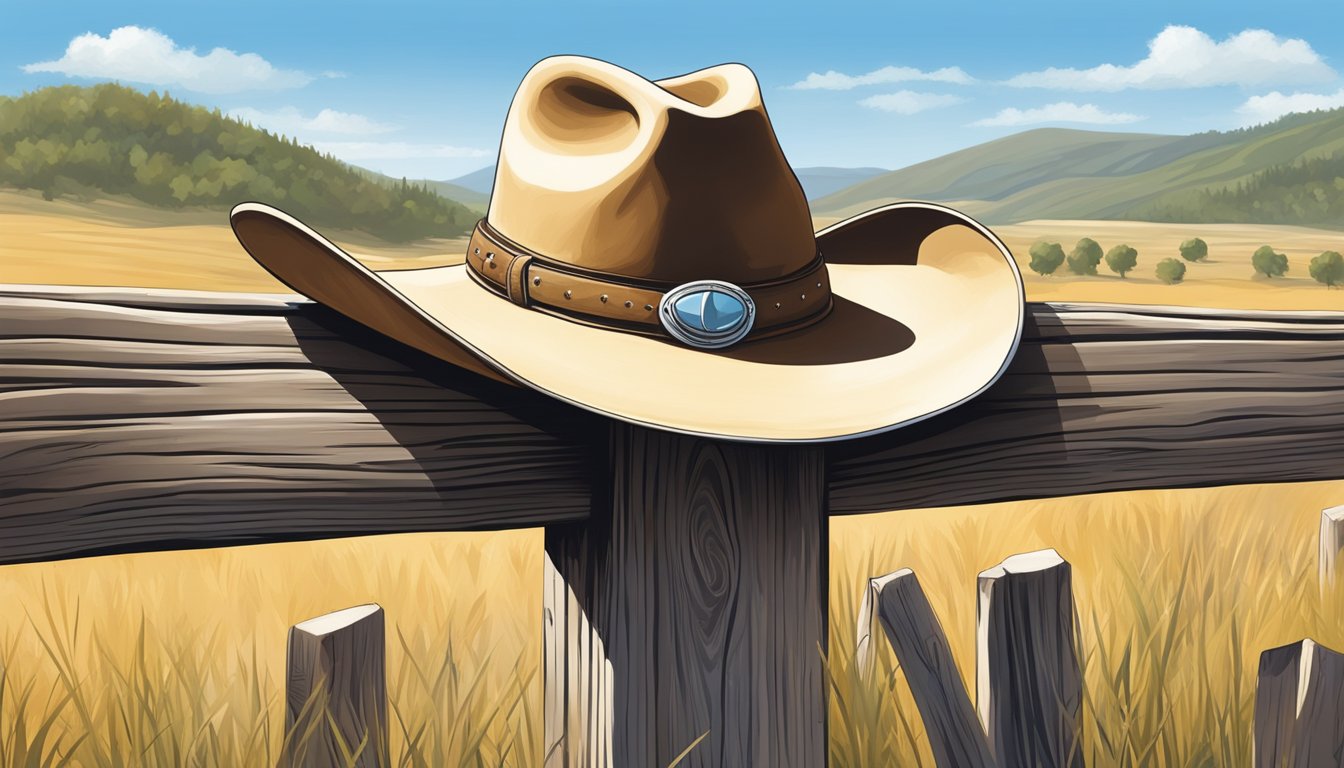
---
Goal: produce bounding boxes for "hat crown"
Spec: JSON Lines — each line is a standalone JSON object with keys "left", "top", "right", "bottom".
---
{"left": 487, "top": 57, "right": 817, "bottom": 286}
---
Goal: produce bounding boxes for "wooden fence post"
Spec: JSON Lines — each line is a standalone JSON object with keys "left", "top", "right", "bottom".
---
{"left": 283, "top": 604, "right": 387, "bottom": 768}
{"left": 976, "top": 549, "right": 1083, "bottom": 768}
{"left": 1319, "top": 505, "right": 1344, "bottom": 596}
{"left": 543, "top": 423, "right": 827, "bottom": 767}
{"left": 858, "top": 569, "right": 996, "bottom": 768}
{"left": 1253, "top": 638, "right": 1344, "bottom": 767}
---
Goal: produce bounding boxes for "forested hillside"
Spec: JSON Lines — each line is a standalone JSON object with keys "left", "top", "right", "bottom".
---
{"left": 1134, "top": 152, "right": 1344, "bottom": 226}
{"left": 0, "top": 84, "right": 478, "bottom": 241}
{"left": 813, "top": 108, "right": 1344, "bottom": 228}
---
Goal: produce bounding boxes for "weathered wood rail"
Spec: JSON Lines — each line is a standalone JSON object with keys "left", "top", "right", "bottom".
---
{"left": 4, "top": 284, "right": 1344, "bottom": 767}
{"left": 4, "top": 286, "right": 1344, "bottom": 565}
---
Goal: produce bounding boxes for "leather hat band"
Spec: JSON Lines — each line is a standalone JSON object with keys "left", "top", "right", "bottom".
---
{"left": 464, "top": 219, "right": 833, "bottom": 342}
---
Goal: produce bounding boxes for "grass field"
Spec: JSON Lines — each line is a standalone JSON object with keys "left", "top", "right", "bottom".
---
{"left": 3, "top": 191, "right": 1343, "bottom": 765}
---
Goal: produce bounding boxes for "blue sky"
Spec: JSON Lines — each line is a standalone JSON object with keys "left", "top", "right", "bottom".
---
{"left": 6, "top": 0, "right": 1344, "bottom": 180}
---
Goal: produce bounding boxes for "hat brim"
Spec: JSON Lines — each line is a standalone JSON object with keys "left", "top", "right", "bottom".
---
{"left": 230, "top": 202, "right": 1023, "bottom": 443}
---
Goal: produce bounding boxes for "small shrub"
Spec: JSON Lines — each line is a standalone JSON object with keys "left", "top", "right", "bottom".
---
{"left": 1156, "top": 258, "right": 1187, "bottom": 284}
{"left": 1028, "top": 240, "right": 1066, "bottom": 276}
{"left": 1309, "top": 250, "right": 1344, "bottom": 287}
{"left": 1251, "top": 245, "right": 1289, "bottom": 278}
{"left": 1105, "top": 244, "right": 1138, "bottom": 278}
{"left": 1179, "top": 237, "right": 1208, "bottom": 262}
{"left": 1066, "top": 237, "right": 1103, "bottom": 275}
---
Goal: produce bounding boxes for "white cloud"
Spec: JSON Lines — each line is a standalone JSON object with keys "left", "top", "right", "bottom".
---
{"left": 1237, "top": 88, "right": 1344, "bottom": 125}
{"left": 1007, "top": 25, "right": 1335, "bottom": 91}
{"left": 228, "top": 106, "right": 397, "bottom": 136}
{"left": 789, "top": 65, "right": 974, "bottom": 90}
{"left": 972, "top": 102, "right": 1144, "bottom": 127}
{"left": 22, "top": 26, "right": 312, "bottom": 93}
{"left": 311, "top": 141, "right": 490, "bottom": 161}
{"left": 858, "top": 91, "right": 964, "bottom": 115}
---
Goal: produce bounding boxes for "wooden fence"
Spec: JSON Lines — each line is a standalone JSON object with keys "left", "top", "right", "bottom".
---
{"left": 858, "top": 534, "right": 1344, "bottom": 768}
{"left": 4, "top": 284, "right": 1344, "bottom": 767}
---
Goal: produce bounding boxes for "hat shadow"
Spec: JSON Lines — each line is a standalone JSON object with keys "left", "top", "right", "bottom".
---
{"left": 286, "top": 304, "right": 603, "bottom": 525}
{"left": 715, "top": 296, "right": 915, "bottom": 365}
{"left": 828, "top": 305, "right": 1078, "bottom": 504}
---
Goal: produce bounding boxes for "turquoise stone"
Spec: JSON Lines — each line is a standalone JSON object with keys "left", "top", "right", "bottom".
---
{"left": 704, "top": 290, "right": 746, "bottom": 331}
{"left": 673, "top": 290, "right": 746, "bottom": 333}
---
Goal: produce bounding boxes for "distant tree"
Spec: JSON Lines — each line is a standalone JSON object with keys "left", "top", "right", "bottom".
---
{"left": 1028, "top": 240, "right": 1066, "bottom": 276}
{"left": 1309, "top": 250, "right": 1344, "bottom": 287}
{"left": 1251, "top": 245, "right": 1289, "bottom": 278}
{"left": 1105, "top": 244, "right": 1139, "bottom": 278}
{"left": 1155, "top": 258, "right": 1187, "bottom": 284}
{"left": 1066, "top": 237, "right": 1103, "bottom": 275}
{"left": 1179, "top": 237, "right": 1208, "bottom": 262}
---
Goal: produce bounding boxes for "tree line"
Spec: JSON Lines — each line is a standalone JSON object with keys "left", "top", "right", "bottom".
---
{"left": 1029, "top": 236, "right": 1344, "bottom": 287}
{"left": 1134, "top": 149, "right": 1344, "bottom": 229}
{"left": 0, "top": 83, "right": 478, "bottom": 242}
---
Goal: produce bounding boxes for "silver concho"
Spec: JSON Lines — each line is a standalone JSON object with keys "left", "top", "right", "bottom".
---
{"left": 658, "top": 280, "right": 756, "bottom": 349}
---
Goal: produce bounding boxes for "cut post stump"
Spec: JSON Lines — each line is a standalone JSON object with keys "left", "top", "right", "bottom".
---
{"left": 1318, "top": 505, "right": 1344, "bottom": 597}
{"left": 976, "top": 549, "right": 1083, "bottom": 768}
{"left": 543, "top": 423, "right": 827, "bottom": 767}
{"left": 858, "top": 569, "right": 995, "bottom": 768}
{"left": 1253, "top": 638, "right": 1344, "bottom": 767}
{"left": 283, "top": 604, "right": 388, "bottom": 768}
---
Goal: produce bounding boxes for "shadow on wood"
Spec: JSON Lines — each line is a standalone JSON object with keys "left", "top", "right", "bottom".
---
{"left": 0, "top": 289, "right": 596, "bottom": 564}
{"left": 5, "top": 287, "right": 1344, "bottom": 565}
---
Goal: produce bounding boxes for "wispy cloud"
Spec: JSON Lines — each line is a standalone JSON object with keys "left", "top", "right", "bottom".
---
{"left": 22, "top": 26, "right": 312, "bottom": 93}
{"left": 972, "top": 102, "right": 1144, "bottom": 127}
{"left": 1236, "top": 88, "right": 1344, "bottom": 125}
{"left": 311, "top": 141, "right": 490, "bottom": 161}
{"left": 1007, "top": 25, "right": 1335, "bottom": 91}
{"left": 858, "top": 91, "right": 964, "bottom": 114}
{"left": 228, "top": 106, "right": 397, "bottom": 136}
{"left": 789, "top": 65, "right": 974, "bottom": 90}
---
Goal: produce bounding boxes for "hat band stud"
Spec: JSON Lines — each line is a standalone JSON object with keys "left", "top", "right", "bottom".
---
{"left": 464, "top": 219, "right": 832, "bottom": 348}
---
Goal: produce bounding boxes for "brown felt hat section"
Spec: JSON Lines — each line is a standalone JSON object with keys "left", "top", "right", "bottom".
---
{"left": 229, "top": 202, "right": 1024, "bottom": 442}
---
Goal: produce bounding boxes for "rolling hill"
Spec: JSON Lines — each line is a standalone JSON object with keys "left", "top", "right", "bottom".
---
{"left": 449, "top": 165, "right": 496, "bottom": 195}
{"left": 0, "top": 84, "right": 479, "bottom": 241}
{"left": 813, "top": 109, "right": 1344, "bottom": 228}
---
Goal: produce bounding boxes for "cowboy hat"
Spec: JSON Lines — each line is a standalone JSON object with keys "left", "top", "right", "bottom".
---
{"left": 230, "top": 56, "right": 1023, "bottom": 443}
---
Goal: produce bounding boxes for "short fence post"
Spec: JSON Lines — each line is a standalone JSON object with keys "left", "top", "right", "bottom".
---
{"left": 976, "top": 549, "right": 1083, "bottom": 768}
{"left": 857, "top": 569, "right": 996, "bottom": 767}
{"left": 282, "top": 603, "right": 388, "bottom": 768}
{"left": 1253, "top": 638, "right": 1344, "bottom": 767}
{"left": 1319, "top": 505, "right": 1344, "bottom": 596}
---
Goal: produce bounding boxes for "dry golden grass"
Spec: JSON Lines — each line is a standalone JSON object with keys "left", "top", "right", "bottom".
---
{"left": 0, "top": 190, "right": 466, "bottom": 292}
{"left": 3, "top": 195, "right": 1343, "bottom": 765}
{"left": 0, "top": 532, "right": 542, "bottom": 766}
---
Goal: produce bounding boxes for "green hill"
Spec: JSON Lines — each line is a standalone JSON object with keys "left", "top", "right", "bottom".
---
{"left": 813, "top": 110, "right": 1344, "bottom": 228}
{"left": 0, "top": 83, "right": 478, "bottom": 241}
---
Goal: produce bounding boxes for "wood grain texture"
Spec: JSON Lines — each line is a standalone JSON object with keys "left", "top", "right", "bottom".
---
{"left": 6, "top": 286, "right": 1344, "bottom": 564}
{"left": 976, "top": 550, "right": 1083, "bottom": 768}
{"left": 860, "top": 569, "right": 995, "bottom": 768}
{"left": 0, "top": 286, "right": 594, "bottom": 565}
{"left": 830, "top": 303, "right": 1344, "bottom": 514}
{"left": 284, "top": 604, "right": 388, "bottom": 768}
{"left": 544, "top": 424, "right": 827, "bottom": 767}
{"left": 1253, "top": 638, "right": 1344, "bottom": 768}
